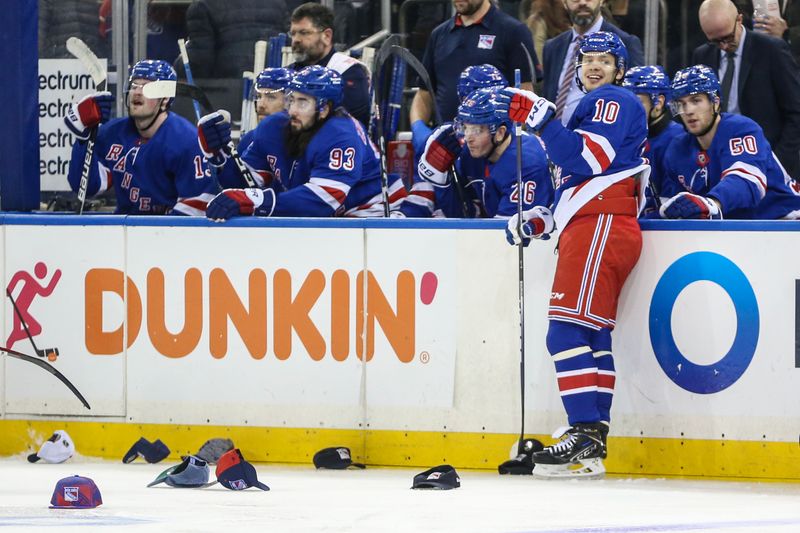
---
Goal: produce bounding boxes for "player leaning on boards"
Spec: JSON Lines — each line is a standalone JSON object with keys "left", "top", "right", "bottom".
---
{"left": 657, "top": 65, "right": 800, "bottom": 220}
{"left": 64, "top": 60, "right": 218, "bottom": 215}
{"left": 499, "top": 32, "right": 649, "bottom": 479}
{"left": 199, "top": 66, "right": 406, "bottom": 219}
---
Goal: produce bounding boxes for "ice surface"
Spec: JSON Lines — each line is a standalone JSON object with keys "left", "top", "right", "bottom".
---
{"left": 1, "top": 457, "right": 799, "bottom": 532}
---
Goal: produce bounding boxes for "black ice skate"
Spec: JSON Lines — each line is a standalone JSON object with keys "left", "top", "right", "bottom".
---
{"left": 531, "top": 423, "right": 608, "bottom": 479}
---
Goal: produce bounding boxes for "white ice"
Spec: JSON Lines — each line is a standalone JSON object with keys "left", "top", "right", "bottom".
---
{"left": 1, "top": 457, "right": 800, "bottom": 532}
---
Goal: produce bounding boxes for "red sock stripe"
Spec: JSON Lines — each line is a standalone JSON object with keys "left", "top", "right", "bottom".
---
{"left": 557, "top": 372, "right": 597, "bottom": 392}
{"left": 597, "top": 374, "right": 616, "bottom": 390}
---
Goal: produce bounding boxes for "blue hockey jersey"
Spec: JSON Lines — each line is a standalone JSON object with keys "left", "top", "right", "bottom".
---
{"left": 434, "top": 131, "right": 553, "bottom": 218}
{"left": 641, "top": 119, "right": 683, "bottom": 215}
{"left": 232, "top": 111, "right": 405, "bottom": 216}
{"left": 662, "top": 113, "right": 800, "bottom": 219}
{"left": 538, "top": 84, "right": 649, "bottom": 227}
{"left": 67, "top": 113, "right": 219, "bottom": 215}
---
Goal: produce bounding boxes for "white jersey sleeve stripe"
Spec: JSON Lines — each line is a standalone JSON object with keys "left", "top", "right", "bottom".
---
{"left": 574, "top": 128, "right": 616, "bottom": 174}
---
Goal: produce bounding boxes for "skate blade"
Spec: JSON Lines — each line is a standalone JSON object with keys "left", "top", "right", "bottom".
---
{"left": 532, "top": 458, "right": 606, "bottom": 480}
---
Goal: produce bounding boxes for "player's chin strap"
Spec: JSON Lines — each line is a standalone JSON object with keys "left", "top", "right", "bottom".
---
{"left": 125, "top": 89, "right": 168, "bottom": 132}
{"left": 487, "top": 127, "right": 511, "bottom": 161}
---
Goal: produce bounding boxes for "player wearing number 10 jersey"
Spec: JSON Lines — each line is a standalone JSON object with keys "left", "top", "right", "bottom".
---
{"left": 498, "top": 31, "right": 649, "bottom": 479}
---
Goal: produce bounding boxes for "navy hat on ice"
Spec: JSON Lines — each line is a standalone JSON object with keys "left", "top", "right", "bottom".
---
{"left": 411, "top": 465, "right": 461, "bottom": 490}
{"left": 215, "top": 449, "right": 269, "bottom": 491}
{"left": 49, "top": 475, "right": 102, "bottom": 509}
{"left": 148, "top": 455, "right": 214, "bottom": 488}
{"left": 123, "top": 437, "right": 170, "bottom": 464}
{"left": 313, "top": 447, "right": 366, "bottom": 470}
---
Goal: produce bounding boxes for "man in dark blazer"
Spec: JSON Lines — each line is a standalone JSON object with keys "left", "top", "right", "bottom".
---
{"left": 541, "top": 0, "right": 644, "bottom": 125}
{"left": 693, "top": 0, "right": 800, "bottom": 178}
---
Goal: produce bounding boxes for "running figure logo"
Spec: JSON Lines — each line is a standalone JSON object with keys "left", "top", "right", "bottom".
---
{"left": 6, "top": 262, "right": 62, "bottom": 360}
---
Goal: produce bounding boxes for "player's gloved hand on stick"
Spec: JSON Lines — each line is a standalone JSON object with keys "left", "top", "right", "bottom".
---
{"left": 506, "top": 206, "right": 555, "bottom": 245}
{"left": 206, "top": 188, "right": 276, "bottom": 221}
{"left": 418, "top": 123, "right": 461, "bottom": 186}
{"left": 411, "top": 119, "right": 434, "bottom": 158}
{"left": 198, "top": 111, "right": 232, "bottom": 166}
{"left": 659, "top": 192, "right": 722, "bottom": 219}
{"left": 64, "top": 91, "right": 114, "bottom": 141}
{"left": 495, "top": 88, "right": 555, "bottom": 132}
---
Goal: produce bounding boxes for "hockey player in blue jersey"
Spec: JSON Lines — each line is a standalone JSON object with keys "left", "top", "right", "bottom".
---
{"left": 238, "top": 68, "right": 293, "bottom": 155}
{"left": 621, "top": 65, "right": 683, "bottom": 215}
{"left": 64, "top": 60, "right": 218, "bottom": 215}
{"left": 497, "top": 32, "right": 649, "bottom": 479}
{"left": 403, "top": 65, "right": 510, "bottom": 218}
{"left": 415, "top": 87, "right": 552, "bottom": 218}
{"left": 199, "top": 65, "right": 406, "bottom": 218}
{"left": 660, "top": 65, "right": 800, "bottom": 220}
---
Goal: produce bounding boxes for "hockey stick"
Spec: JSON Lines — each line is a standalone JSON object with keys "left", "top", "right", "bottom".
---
{"left": 177, "top": 39, "right": 204, "bottom": 121}
{"left": 143, "top": 80, "right": 257, "bottom": 188}
{"left": 142, "top": 80, "right": 212, "bottom": 111}
{"left": 0, "top": 345, "right": 90, "bottom": 410}
{"left": 385, "top": 45, "right": 472, "bottom": 217}
{"left": 520, "top": 42, "right": 537, "bottom": 89}
{"left": 66, "top": 37, "right": 107, "bottom": 215}
{"left": 513, "top": 69, "right": 528, "bottom": 457}
{"left": 241, "top": 40, "right": 267, "bottom": 134}
{"left": 370, "top": 35, "right": 402, "bottom": 217}
{"left": 6, "top": 289, "right": 59, "bottom": 360}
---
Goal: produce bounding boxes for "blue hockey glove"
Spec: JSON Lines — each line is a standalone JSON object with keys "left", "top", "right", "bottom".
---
{"left": 198, "top": 111, "right": 232, "bottom": 164}
{"left": 418, "top": 123, "right": 460, "bottom": 186}
{"left": 659, "top": 192, "right": 722, "bottom": 219}
{"left": 64, "top": 91, "right": 113, "bottom": 141}
{"left": 411, "top": 119, "right": 434, "bottom": 158}
{"left": 206, "top": 188, "right": 276, "bottom": 221}
{"left": 505, "top": 206, "right": 555, "bottom": 245}
{"left": 496, "top": 88, "right": 555, "bottom": 132}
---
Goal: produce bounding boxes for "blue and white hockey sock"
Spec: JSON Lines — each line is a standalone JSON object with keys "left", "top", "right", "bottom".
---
{"left": 591, "top": 328, "right": 615, "bottom": 424}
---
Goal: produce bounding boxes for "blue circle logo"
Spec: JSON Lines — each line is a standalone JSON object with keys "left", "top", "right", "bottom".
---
{"left": 649, "top": 252, "right": 759, "bottom": 394}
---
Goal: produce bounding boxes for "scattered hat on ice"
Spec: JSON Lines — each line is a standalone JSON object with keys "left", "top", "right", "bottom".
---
{"left": 28, "top": 430, "right": 75, "bottom": 464}
{"left": 215, "top": 449, "right": 269, "bottom": 491}
{"left": 411, "top": 465, "right": 461, "bottom": 490}
{"left": 148, "top": 455, "right": 214, "bottom": 488}
{"left": 313, "top": 447, "right": 366, "bottom": 470}
{"left": 49, "top": 475, "right": 102, "bottom": 509}
{"left": 122, "top": 437, "right": 170, "bottom": 464}
{"left": 498, "top": 438, "right": 544, "bottom": 475}
{"left": 195, "top": 438, "right": 234, "bottom": 464}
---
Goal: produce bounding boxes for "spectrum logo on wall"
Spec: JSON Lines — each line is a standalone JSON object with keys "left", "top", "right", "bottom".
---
{"left": 84, "top": 268, "right": 441, "bottom": 362}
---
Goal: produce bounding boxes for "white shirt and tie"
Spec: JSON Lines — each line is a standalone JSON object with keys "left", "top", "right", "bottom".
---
{"left": 717, "top": 25, "right": 747, "bottom": 114}
{"left": 556, "top": 16, "right": 604, "bottom": 125}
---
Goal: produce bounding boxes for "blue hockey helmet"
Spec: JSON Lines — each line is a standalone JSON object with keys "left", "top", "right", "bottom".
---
{"left": 622, "top": 65, "right": 671, "bottom": 105}
{"left": 256, "top": 67, "right": 293, "bottom": 92}
{"left": 456, "top": 87, "right": 511, "bottom": 136}
{"left": 457, "top": 64, "right": 508, "bottom": 102}
{"left": 577, "top": 31, "right": 628, "bottom": 71}
{"left": 287, "top": 65, "right": 343, "bottom": 112}
{"left": 670, "top": 64, "right": 720, "bottom": 101}
{"left": 128, "top": 60, "right": 177, "bottom": 106}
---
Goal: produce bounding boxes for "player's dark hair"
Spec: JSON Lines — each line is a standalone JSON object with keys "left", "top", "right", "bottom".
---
{"left": 284, "top": 108, "right": 330, "bottom": 159}
{"left": 291, "top": 3, "right": 334, "bottom": 33}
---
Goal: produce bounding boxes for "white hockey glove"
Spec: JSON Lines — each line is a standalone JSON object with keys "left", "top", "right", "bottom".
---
{"left": 417, "top": 123, "right": 460, "bottom": 186}
{"left": 505, "top": 206, "right": 555, "bottom": 245}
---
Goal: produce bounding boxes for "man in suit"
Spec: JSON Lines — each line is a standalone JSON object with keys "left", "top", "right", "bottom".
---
{"left": 692, "top": 0, "right": 800, "bottom": 178}
{"left": 542, "top": 0, "right": 644, "bottom": 125}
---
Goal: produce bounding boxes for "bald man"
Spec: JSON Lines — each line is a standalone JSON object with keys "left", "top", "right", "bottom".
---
{"left": 692, "top": 0, "right": 800, "bottom": 178}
